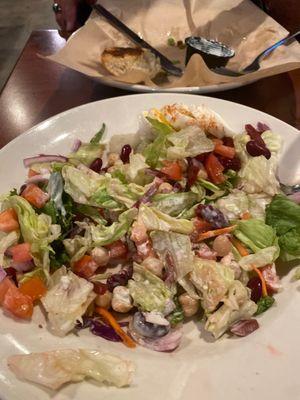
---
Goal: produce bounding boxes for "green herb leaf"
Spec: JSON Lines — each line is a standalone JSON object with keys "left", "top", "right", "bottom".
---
{"left": 168, "top": 298, "right": 184, "bottom": 325}
{"left": 90, "top": 123, "right": 106, "bottom": 144}
{"left": 255, "top": 296, "right": 275, "bottom": 315}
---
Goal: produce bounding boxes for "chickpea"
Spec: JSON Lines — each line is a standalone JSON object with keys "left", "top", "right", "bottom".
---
{"left": 91, "top": 247, "right": 110, "bottom": 267}
{"left": 178, "top": 293, "right": 199, "bottom": 318}
{"left": 142, "top": 257, "right": 164, "bottom": 277}
{"left": 111, "top": 286, "right": 133, "bottom": 313}
{"left": 95, "top": 291, "right": 112, "bottom": 309}
{"left": 107, "top": 152, "right": 120, "bottom": 166}
{"left": 158, "top": 182, "right": 173, "bottom": 193}
{"left": 212, "top": 234, "right": 232, "bottom": 257}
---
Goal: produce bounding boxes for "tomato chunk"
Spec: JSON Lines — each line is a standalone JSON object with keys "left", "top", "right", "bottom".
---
{"left": 0, "top": 208, "right": 19, "bottom": 233}
{"left": 161, "top": 161, "right": 182, "bottom": 181}
{"left": 3, "top": 286, "right": 33, "bottom": 319}
{"left": 205, "top": 153, "right": 226, "bottom": 184}
{"left": 21, "top": 184, "right": 49, "bottom": 209}
{"left": 9, "top": 243, "right": 32, "bottom": 263}
{"left": 19, "top": 277, "right": 47, "bottom": 301}
{"left": 0, "top": 277, "right": 15, "bottom": 305}
{"left": 0, "top": 277, "right": 33, "bottom": 319}
{"left": 73, "top": 255, "right": 98, "bottom": 279}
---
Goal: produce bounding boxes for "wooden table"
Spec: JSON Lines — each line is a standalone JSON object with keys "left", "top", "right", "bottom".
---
{"left": 0, "top": 29, "right": 299, "bottom": 149}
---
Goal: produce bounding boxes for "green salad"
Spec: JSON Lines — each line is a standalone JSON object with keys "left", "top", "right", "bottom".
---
{"left": 2, "top": 103, "right": 300, "bottom": 389}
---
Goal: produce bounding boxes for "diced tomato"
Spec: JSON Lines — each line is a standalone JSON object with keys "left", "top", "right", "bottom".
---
{"left": 19, "top": 277, "right": 47, "bottom": 301}
{"left": 27, "top": 169, "right": 39, "bottom": 178}
{"left": 21, "top": 184, "right": 49, "bottom": 209}
{"left": 9, "top": 243, "right": 32, "bottom": 263}
{"left": 0, "top": 277, "right": 33, "bottom": 319}
{"left": 161, "top": 161, "right": 182, "bottom": 181}
{"left": 0, "top": 277, "right": 15, "bottom": 305}
{"left": 105, "top": 240, "right": 128, "bottom": 259}
{"left": 0, "top": 208, "right": 19, "bottom": 233}
{"left": 73, "top": 255, "right": 98, "bottom": 279}
{"left": 205, "top": 153, "right": 226, "bottom": 184}
{"left": 3, "top": 286, "right": 33, "bottom": 319}
{"left": 214, "top": 143, "right": 236, "bottom": 159}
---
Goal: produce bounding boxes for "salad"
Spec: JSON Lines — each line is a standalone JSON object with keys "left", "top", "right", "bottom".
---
{"left": 2, "top": 103, "right": 300, "bottom": 390}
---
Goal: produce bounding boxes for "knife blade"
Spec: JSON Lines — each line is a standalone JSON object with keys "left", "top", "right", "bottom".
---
{"left": 93, "top": 3, "right": 183, "bottom": 77}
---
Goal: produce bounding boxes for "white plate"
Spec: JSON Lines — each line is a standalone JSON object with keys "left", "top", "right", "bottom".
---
{"left": 0, "top": 93, "right": 300, "bottom": 400}
{"left": 91, "top": 75, "right": 254, "bottom": 94}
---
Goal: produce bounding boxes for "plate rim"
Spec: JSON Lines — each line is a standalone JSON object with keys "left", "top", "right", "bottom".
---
{"left": 1, "top": 93, "right": 299, "bottom": 158}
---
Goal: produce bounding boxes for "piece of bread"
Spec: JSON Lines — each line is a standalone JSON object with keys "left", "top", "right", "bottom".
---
{"left": 101, "top": 47, "right": 161, "bottom": 79}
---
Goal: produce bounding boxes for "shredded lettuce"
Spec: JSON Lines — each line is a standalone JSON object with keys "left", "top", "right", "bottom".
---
{"left": 69, "top": 130, "right": 105, "bottom": 166}
{"left": 143, "top": 117, "right": 174, "bottom": 167}
{"left": 76, "top": 204, "right": 107, "bottom": 225}
{"left": 63, "top": 222, "right": 92, "bottom": 264}
{"left": 234, "top": 131, "right": 281, "bottom": 196}
{"left": 107, "top": 178, "right": 145, "bottom": 208}
{"left": 62, "top": 166, "right": 121, "bottom": 209}
{"left": 91, "top": 208, "right": 137, "bottom": 246}
{"left": 205, "top": 280, "right": 257, "bottom": 338}
{"left": 215, "top": 190, "right": 272, "bottom": 221}
{"left": 151, "top": 231, "right": 194, "bottom": 280}
{"left": 238, "top": 246, "right": 279, "bottom": 271}
{"left": 122, "top": 153, "right": 150, "bottom": 185}
{"left": 152, "top": 192, "right": 199, "bottom": 217}
{"left": 8, "top": 348, "right": 134, "bottom": 389}
{"left": 138, "top": 205, "right": 193, "bottom": 234}
{"left": 9, "top": 196, "right": 61, "bottom": 275}
{"left": 41, "top": 267, "right": 95, "bottom": 336}
{"left": 189, "top": 258, "right": 234, "bottom": 312}
{"left": 128, "top": 263, "right": 172, "bottom": 312}
{"left": 266, "top": 194, "right": 300, "bottom": 260}
{"left": 234, "top": 219, "right": 278, "bottom": 253}
{"left": 166, "top": 125, "right": 214, "bottom": 160}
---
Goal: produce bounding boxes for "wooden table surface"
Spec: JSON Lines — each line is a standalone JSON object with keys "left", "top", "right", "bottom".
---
{"left": 0, "top": 29, "right": 299, "bottom": 149}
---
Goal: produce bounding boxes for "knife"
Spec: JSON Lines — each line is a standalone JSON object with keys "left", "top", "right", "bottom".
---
{"left": 93, "top": 3, "right": 183, "bottom": 77}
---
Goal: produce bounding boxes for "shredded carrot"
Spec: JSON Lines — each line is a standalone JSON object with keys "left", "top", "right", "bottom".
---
{"left": 241, "top": 211, "right": 251, "bottom": 220}
{"left": 96, "top": 307, "right": 136, "bottom": 348}
{"left": 230, "top": 238, "right": 268, "bottom": 297}
{"left": 230, "top": 237, "right": 250, "bottom": 257}
{"left": 196, "top": 225, "right": 236, "bottom": 241}
{"left": 252, "top": 266, "right": 268, "bottom": 297}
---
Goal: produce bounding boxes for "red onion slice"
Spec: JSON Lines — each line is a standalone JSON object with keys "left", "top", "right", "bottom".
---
{"left": 257, "top": 122, "right": 270, "bottom": 133}
{"left": 230, "top": 319, "right": 259, "bottom": 337}
{"left": 23, "top": 155, "right": 68, "bottom": 168}
{"left": 26, "top": 174, "right": 51, "bottom": 184}
{"left": 71, "top": 139, "right": 82, "bottom": 152}
{"left": 129, "top": 327, "right": 182, "bottom": 352}
{"left": 0, "top": 267, "right": 7, "bottom": 283}
{"left": 11, "top": 261, "right": 34, "bottom": 272}
{"left": 133, "top": 178, "right": 162, "bottom": 208}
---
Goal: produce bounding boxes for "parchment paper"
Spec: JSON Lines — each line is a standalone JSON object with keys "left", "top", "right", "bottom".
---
{"left": 47, "top": 0, "right": 300, "bottom": 89}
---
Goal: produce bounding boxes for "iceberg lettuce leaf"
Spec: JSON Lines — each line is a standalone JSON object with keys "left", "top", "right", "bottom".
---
{"left": 138, "top": 205, "right": 193, "bottom": 234}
